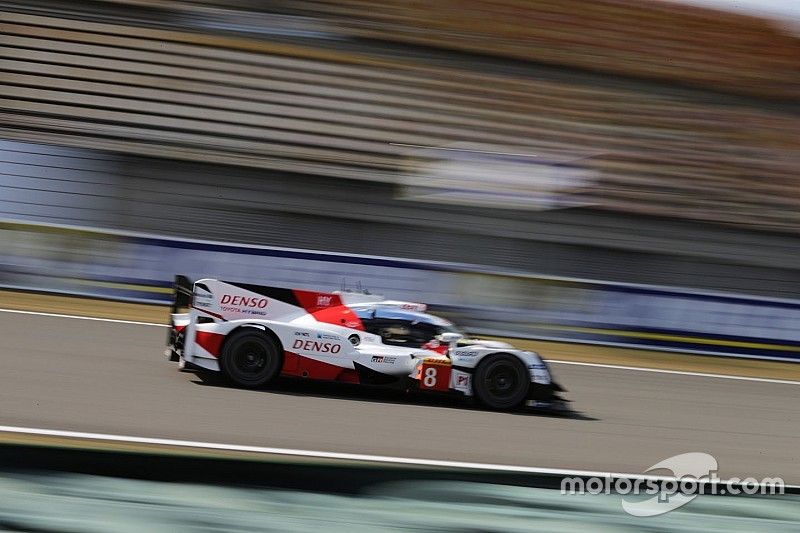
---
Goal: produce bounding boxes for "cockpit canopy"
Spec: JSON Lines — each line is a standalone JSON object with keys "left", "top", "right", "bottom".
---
{"left": 354, "top": 306, "right": 464, "bottom": 347}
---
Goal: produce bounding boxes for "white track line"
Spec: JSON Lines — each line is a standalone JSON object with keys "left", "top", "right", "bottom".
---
{"left": 548, "top": 360, "right": 800, "bottom": 386}
{"left": 1, "top": 424, "right": 796, "bottom": 488}
{"left": 2, "top": 307, "right": 798, "bottom": 385}
{"left": 0, "top": 425, "right": 592, "bottom": 476}
{"left": 0, "top": 308, "right": 165, "bottom": 327}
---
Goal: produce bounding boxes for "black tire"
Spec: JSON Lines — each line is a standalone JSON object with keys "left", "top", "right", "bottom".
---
{"left": 220, "top": 329, "right": 282, "bottom": 388}
{"left": 473, "top": 353, "right": 529, "bottom": 410}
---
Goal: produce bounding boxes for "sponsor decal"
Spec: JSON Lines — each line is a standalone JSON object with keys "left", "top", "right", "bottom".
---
{"left": 450, "top": 370, "right": 472, "bottom": 394}
{"left": 219, "top": 294, "right": 269, "bottom": 315}
{"left": 454, "top": 350, "right": 479, "bottom": 357}
{"left": 292, "top": 339, "right": 342, "bottom": 354}
{"left": 370, "top": 356, "right": 397, "bottom": 364}
{"left": 316, "top": 295, "right": 333, "bottom": 307}
{"left": 317, "top": 333, "right": 340, "bottom": 340}
{"left": 220, "top": 294, "right": 269, "bottom": 307}
{"left": 294, "top": 331, "right": 310, "bottom": 337}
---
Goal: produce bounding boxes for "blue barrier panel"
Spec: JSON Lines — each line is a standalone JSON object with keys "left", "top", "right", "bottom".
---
{"left": 1, "top": 220, "right": 798, "bottom": 361}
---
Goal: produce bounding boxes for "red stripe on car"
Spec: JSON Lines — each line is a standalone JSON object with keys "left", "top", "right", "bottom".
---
{"left": 292, "top": 290, "right": 364, "bottom": 331}
{"left": 194, "top": 331, "right": 225, "bottom": 356}
{"left": 191, "top": 306, "right": 227, "bottom": 321}
{"left": 281, "top": 351, "right": 360, "bottom": 383}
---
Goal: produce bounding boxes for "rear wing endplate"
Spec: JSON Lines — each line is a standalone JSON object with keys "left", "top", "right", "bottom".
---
{"left": 171, "top": 275, "right": 193, "bottom": 314}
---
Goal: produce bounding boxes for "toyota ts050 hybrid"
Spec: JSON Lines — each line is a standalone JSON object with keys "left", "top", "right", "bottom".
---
{"left": 166, "top": 276, "right": 567, "bottom": 411}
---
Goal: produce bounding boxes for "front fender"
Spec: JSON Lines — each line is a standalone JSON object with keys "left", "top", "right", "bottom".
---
{"left": 451, "top": 348, "right": 552, "bottom": 385}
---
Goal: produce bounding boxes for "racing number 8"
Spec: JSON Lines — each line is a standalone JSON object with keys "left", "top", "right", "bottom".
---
{"left": 420, "top": 361, "right": 451, "bottom": 391}
{"left": 423, "top": 367, "right": 437, "bottom": 387}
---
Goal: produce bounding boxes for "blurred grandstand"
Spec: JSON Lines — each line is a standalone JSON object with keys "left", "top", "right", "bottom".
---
{"left": 1, "top": 0, "right": 799, "bottom": 295}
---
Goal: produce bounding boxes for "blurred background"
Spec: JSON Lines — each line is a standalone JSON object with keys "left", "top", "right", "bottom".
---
{"left": 2, "top": 0, "right": 800, "bottom": 356}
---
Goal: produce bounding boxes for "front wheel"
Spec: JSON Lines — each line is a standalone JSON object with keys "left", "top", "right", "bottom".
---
{"left": 220, "top": 330, "right": 282, "bottom": 388}
{"left": 473, "top": 353, "right": 529, "bottom": 410}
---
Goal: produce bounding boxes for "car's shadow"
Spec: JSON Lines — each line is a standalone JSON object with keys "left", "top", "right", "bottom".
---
{"left": 188, "top": 370, "right": 597, "bottom": 420}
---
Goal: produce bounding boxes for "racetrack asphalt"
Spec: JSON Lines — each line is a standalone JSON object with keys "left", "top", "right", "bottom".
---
{"left": 1, "top": 308, "right": 798, "bottom": 483}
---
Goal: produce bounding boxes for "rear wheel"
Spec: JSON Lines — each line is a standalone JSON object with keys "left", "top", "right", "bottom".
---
{"left": 473, "top": 353, "right": 529, "bottom": 410}
{"left": 220, "top": 330, "right": 282, "bottom": 388}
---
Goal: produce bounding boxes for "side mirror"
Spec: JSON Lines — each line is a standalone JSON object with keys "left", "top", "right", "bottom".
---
{"left": 435, "top": 332, "right": 463, "bottom": 357}
{"left": 436, "top": 332, "right": 464, "bottom": 344}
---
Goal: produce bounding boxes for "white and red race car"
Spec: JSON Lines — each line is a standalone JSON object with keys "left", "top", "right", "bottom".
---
{"left": 167, "top": 276, "right": 566, "bottom": 411}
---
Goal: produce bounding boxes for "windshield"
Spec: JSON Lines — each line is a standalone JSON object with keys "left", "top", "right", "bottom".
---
{"left": 356, "top": 308, "right": 465, "bottom": 347}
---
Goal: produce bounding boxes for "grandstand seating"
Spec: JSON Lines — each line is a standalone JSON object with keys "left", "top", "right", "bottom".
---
{"left": 1, "top": 7, "right": 799, "bottom": 232}
{"left": 152, "top": 0, "right": 800, "bottom": 100}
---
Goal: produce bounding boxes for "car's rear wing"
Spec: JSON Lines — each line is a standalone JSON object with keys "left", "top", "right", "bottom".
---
{"left": 166, "top": 275, "right": 193, "bottom": 358}
{"left": 171, "top": 274, "right": 193, "bottom": 314}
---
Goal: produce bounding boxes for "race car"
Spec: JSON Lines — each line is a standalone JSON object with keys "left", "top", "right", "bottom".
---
{"left": 166, "top": 276, "right": 566, "bottom": 411}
